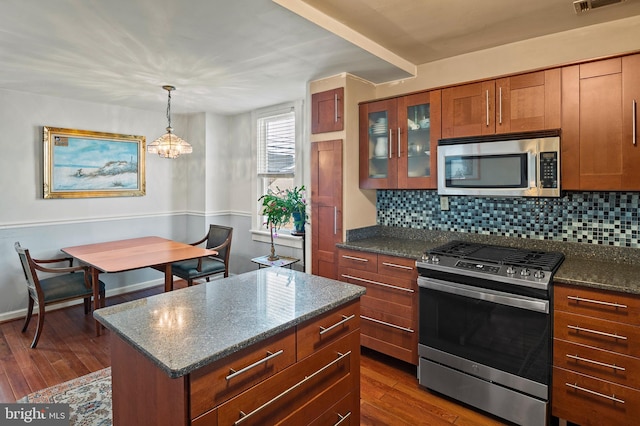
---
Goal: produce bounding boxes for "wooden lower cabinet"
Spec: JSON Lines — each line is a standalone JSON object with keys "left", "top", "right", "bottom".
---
{"left": 338, "top": 248, "right": 418, "bottom": 364}
{"left": 112, "top": 300, "right": 361, "bottom": 426}
{"left": 553, "top": 283, "right": 640, "bottom": 425}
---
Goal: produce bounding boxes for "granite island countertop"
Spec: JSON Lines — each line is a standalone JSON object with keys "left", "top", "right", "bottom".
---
{"left": 94, "top": 267, "right": 366, "bottom": 378}
{"left": 337, "top": 226, "right": 640, "bottom": 296}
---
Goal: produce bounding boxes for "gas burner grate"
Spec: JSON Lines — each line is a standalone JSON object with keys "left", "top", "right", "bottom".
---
{"left": 502, "top": 251, "right": 565, "bottom": 272}
{"left": 429, "top": 241, "right": 482, "bottom": 257}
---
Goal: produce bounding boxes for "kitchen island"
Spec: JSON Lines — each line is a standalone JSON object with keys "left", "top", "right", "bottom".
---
{"left": 94, "top": 267, "right": 365, "bottom": 426}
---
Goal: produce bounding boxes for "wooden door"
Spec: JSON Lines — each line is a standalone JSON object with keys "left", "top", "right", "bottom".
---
{"left": 622, "top": 53, "right": 640, "bottom": 189}
{"left": 311, "top": 140, "right": 342, "bottom": 279}
{"left": 562, "top": 58, "right": 625, "bottom": 189}
{"left": 442, "top": 80, "right": 495, "bottom": 138}
{"left": 397, "top": 90, "right": 441, "bottom": 189}
{"left": 495, "top": 69, "right": 561, "bottom": 134}
{"left": 311, "top": 87, "right": 344, "bottom": 134}
{"left": 359, "top": 98, "right": 398, "bottom": 189}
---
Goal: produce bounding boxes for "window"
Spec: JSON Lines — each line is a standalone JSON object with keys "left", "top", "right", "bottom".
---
{"left": 254, "top": 101, "right": 303, "bottom": 234}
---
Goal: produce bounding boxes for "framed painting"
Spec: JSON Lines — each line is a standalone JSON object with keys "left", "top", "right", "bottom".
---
{"left": 43, "top": 127, "right": 146, "bottom": 199}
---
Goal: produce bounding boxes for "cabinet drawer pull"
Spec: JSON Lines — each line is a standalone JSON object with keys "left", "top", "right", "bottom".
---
{"left": 341, "top": 255, "right": 369, "bottom": 263}
{"left": 388, "top": 128, "right": 393, "bottom": 159}
{"left": 565, "top": 382, "right": 625, "bottom": 404}
{"left": 566, "top": 354, "right": 626, "bottom": 371}
{"left": 567, "top": 325, "right": 627, "bottom": 341}
{"left": 397, "top": 127, "right": 401, "bottom": 158}
{"left": 319, "top": 314, "right": 355, "bottom": 335}
{"left": 334, "top": 93, "right": 339, "bottom": 123}
{"left": 341, "top": 274, "right": 414, "bottom": 293}
{"left": 226, "top": 350, "right": 284, "bottom": 381}
{"left": 334, "top": 411, "right": 351, "bottom": 426}
{"left": 567, "top": 295, "right": 628, "bottom": 309}
{"left": 381, "top": 261, "right": 413, "bottom": 271}
{"left": 234, "top": 351, "right": 351, "bottom": 424}
{"left": 361, "top": 315, "right": 414, "bottom": 333}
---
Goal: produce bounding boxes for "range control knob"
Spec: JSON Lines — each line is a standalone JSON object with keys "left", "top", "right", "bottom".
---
{"left": 431, "top": 255, "right": 440, "bottom": 264}
{"left": 506, "top": 266, "right": 516, "bottom": 275}
{"left": 534, "top": 270, "right": 545, "bottom": 279}
{"left": 520, "top": 268, "right": 531, "bottom": 277}
{"left": 421, "top": 253, "right": 429, "bottom": 262}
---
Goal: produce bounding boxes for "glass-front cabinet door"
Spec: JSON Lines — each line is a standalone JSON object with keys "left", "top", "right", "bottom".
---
{"left": 359, "top": 98, "right": 398, "bottom": 189}
{"left": 359, "top": 91, "right": 440, "bottom": 189}
{"left": 398, "top": 90, "right": 440, "bottom": 189}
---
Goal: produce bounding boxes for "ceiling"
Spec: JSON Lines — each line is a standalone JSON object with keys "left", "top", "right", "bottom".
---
{"left": 1, "top": 0, "right": 639, "bottom": 115}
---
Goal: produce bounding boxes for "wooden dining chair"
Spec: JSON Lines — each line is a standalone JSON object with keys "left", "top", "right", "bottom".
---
{"left": 171, "top": 225, "right": 233, "bottom": 286}
{"left": 14, "top": 242, "right": 106, "bottom": 348}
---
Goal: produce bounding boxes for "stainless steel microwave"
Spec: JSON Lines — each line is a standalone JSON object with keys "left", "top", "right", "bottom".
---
{"left": 437, "top": 131, "right": 560, "bottom": 197}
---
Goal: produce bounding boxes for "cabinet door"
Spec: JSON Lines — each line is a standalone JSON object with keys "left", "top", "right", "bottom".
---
{"left": 311, "top": 140, "right": 342, "bottom": 279}
{"left": 622, "top": 54, "right": 640, "bottom": 189}
{"left": 562, "top": 58, "right": 626, "bottom": 190}
{"left": 496, "top": 69, "right": 561, "bottom": 134}
{"left": 311, "top": 87, "right": 344, "bottom": 134}
{"left": 397, "top": 90, "right": 441, "bottom": 189}
{"left": 442, "top": 80, "right": 495, "bottom": 138}
{"left": 359, "top": 98, "right": 398, "bottom": 189}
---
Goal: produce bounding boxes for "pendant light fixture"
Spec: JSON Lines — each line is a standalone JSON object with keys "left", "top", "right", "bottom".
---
{"left": 147, "top": 85, "right": 193, "bottom": 159}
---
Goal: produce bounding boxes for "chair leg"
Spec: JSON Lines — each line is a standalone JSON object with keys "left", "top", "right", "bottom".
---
{"left": 21, "top": 297, "right": 34, "bottom": 332}
{"left": 31, "top": 302, "right": 46, "bottom": 349}
{"left": 84, "top": 297, "right": 90, "bottom": 314}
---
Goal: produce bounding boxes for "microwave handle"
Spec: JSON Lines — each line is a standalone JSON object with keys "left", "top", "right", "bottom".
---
{"left": 529, "top": 152, "right": 538, "bottom": 190}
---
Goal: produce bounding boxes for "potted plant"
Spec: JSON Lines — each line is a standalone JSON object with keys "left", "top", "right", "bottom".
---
{"left": 284, "top": 185, "right": 308, "bottom": 233}
{"left": 258, "top": 188, "right": 292, "bottom": 260}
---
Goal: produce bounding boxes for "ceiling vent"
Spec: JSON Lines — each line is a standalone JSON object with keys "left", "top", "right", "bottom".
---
{"left": 573, "top": 0, "right": 627, "bottom": 14}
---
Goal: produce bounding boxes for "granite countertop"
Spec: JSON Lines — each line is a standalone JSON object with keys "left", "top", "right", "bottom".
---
{"left": 94, "top": 268, "right": 366, "bottom": 378}
{"left": 337, "top": 226, "right": 640, "bottom": 295}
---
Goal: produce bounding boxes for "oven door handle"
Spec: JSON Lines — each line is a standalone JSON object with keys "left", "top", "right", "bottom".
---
{"left": 418, "top": 277, "right": 549, "bottom": 313}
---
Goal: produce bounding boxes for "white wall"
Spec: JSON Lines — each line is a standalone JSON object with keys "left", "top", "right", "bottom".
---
{"left": 0, "top": 88, "right": 282, "bottom": 323}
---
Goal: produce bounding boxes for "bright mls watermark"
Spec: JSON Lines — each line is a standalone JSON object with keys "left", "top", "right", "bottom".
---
{"left": 1, "top": 404, "right": 69, "bottom": 425}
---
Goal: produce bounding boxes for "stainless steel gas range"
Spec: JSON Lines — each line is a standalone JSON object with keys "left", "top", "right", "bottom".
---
{"left": 416, "top": 240, "right": 564, "bottom": 426}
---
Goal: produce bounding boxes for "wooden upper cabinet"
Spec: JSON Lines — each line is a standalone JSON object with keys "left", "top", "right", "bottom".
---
{"left": 359, "top": 90, "right": 441, "bottom": 189}
{"left": 311, "top": 87, "right": 344, "bottom": 134}
{"left": 496, "top": 69, "right": 561, "bottom": 134}
{"left": 562, "top": 54, "right": 640, "bottom": 190}
{"left": 442, "top": 80, "right": 495, "bottom": 138}
{"left": 441, "top": 69, "right": 560, "bottom": 138}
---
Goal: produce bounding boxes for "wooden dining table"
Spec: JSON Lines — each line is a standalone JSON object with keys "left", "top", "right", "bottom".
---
{"left": 61, "top": 236, "right": 218, "bottom": 335}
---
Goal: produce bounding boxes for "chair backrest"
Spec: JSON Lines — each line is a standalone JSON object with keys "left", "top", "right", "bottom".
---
{"left": 205, "top": 225, "right": 233, "bottom": 266}
{"left": 14, "top": 242, "right": 42, "bottom": 301}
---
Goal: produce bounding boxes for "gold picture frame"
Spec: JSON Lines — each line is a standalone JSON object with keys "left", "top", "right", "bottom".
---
{"left": 43, "top": 127, "right": 146, "bottom": 199}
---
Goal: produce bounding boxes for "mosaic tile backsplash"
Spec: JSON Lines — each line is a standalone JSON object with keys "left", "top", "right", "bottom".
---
{"left": 377, "top": 190, "right": 640, "bottom": 248}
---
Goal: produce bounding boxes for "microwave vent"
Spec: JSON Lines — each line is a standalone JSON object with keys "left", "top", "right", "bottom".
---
{"left": 573, "top": 0, "right": 626, "bottom": 14}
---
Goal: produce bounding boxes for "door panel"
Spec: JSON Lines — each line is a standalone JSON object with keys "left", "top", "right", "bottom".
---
{"left": 311, "top": 140, "right": 342, "bottom": 280}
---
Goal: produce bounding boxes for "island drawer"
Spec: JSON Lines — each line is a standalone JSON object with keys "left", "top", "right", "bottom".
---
{"left": 297, "top": 299, "right": 360, "bottom": 360}
{"left": 217, "top": 331, "right": 359, "bottom": 426}
{"left": 307, "top": 392, "right": 357, "bottom": 426}
{"left": 555, "top": 284, "right": 640, "bottom": 325}
{"left": 190, "top": 329, "right": 296, "bottom": 418}
{"left": 554, "top": 338, "right": 640, "bottom": 389}
{"left": 552, "top": 366, "right": 640, "bottom": 425}
{"left": 554, "top": 310, "right": 640, "bottom": 357}
{"left": 338, "top": 249, "right": 378, "bottom": 272}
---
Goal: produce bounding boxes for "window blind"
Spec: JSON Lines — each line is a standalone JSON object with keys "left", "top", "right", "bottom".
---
{"left": 257, "top": 111, "right": 295, "bottom": 177}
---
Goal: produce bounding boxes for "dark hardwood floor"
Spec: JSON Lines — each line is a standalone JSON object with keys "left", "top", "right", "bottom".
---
{"left": 0, "top": 284, "right": 506, "bottom": 425}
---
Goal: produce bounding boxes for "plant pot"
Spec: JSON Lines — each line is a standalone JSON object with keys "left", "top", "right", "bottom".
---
{"left": 292, "top": 211, "right": 306, "bottom": 233}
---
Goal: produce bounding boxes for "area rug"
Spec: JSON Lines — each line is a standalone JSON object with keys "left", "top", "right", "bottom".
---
{"left": 17, "top": 367, "right": 112, "bottom": 426}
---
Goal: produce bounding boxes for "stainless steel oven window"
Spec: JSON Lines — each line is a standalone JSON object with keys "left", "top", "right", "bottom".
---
{"left": 418, "top": 283, "right": 550, "bottom": 385}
